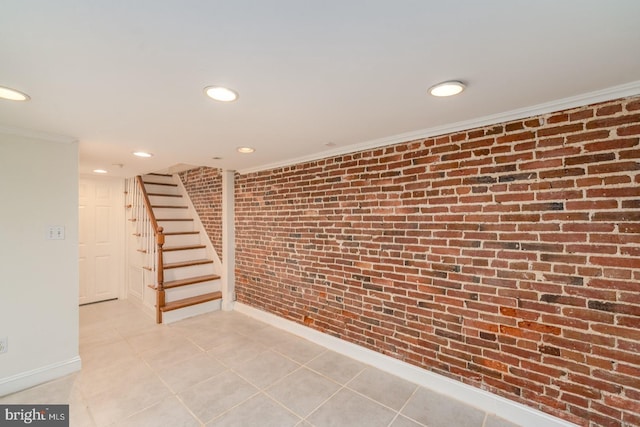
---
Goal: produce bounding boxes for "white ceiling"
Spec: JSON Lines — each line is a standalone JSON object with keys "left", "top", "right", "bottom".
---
{"left": 1, "top": 1, "right": 639, "bottom": 177}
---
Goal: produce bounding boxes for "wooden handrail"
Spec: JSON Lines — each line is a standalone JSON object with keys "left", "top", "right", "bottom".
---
{"left": 135, "top": 175, "right": 159, "bottom": 234}
{"left": 134, "top": 175, "right": 166, "bottom": 323}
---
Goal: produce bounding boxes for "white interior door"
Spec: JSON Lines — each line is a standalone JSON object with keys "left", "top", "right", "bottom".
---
{"left": 79, "top": 177, "right": 124, "bottom": 305}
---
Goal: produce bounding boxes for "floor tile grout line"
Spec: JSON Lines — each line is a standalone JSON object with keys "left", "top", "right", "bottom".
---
{"left": 386, "top": 413, "right": 402, "bottom": 427}
{"left": 259, "top": 364, "right": 342, "bottom": 420}
{"left": 327, "top": 372, "right": 423, "bottom": 421}
{"left": 203, "top": 389, "right": 263, "bottom": 425}
{"left": 174, "top": 392, "right": 208, "bottom": 427}
{"left": 53, "top": 302, "right": 507, "bottom": 427}
{"left": 342, "top": 365, "right": 368, "bottom": 388}
{"left": 301, "top": 363, "right": 365, "bottom": 388}
{"left": 301, "top": 384, "right": 348, "bottom": 424}
{"left": 227, "top": 363, "right": 297, "bottom": 391}
{"left": 155, "top": 324, "right": 249, "bottom": 425}
{"left": 141, "top": 319, "right": 256, "bottom": 426}
{"left": 99, "top": 328, "right": 190, "bottom": 426}
{"left": 269, "top": 341, "right": 329, "bottom": 366}
{"left": 197, "top": 325, "right": 421, "bottom": 425}
{"left": 214, "top": 314, "right": 438, "bottom": 426}
{"left": 131, "top": 338, "right": 230, "bottom": 402}
{"left": 177, "top": 324, "right": 273, "bottom": 422}
{"left": 260, "top": 390, "right": 307, "bottom": 423}
{"left": 481, "top": 410, "right": 489, "bottom": 427}
{"left": 391, "top": 385, "right": 428, "bottom": 427}
{"left": 98, "top": 362, "right": 175, "bottom": 426}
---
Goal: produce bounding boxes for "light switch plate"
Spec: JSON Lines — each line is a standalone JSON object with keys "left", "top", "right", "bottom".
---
{"left": 47, "top": 226, "right": 65, "bottom": 240}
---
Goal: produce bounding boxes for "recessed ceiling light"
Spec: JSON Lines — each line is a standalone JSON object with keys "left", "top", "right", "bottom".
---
{"left": 0, "top": 85, "right": 30, "bottom": 101}
{"left": 93, "top": 169, "right": 108, "bottom": 174}
{"left": 204, "top": 86, "right": 239, "bottom": 102}
{"left": 428, "top": 81, "right": 465, "bottom": 97}
{"left": 237, "top": 147, "right": 255, "bottom": 154}
{"left": 133, "top": 151, "right": 153, "bottom": 158}
{"left": 212, "top": 156, "right": 223, "bottom": 160}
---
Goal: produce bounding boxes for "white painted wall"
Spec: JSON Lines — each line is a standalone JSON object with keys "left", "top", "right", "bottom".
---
{"left": 0, "top": 132, "right": 80, "bottom": 396}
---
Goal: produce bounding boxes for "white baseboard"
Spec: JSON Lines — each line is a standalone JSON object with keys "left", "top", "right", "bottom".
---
{"left": 0, "top": 356, "right": 82, "bottom": 397}
{"left": 234, "top": 302, "right": 577, "bottom": 427}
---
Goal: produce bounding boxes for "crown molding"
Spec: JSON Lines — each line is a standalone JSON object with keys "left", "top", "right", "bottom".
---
{"left": 238, "top": 80, "right": 640, "bottom": 175}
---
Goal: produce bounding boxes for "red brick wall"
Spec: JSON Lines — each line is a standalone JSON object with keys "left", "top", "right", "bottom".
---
{"left": 235, "top": 96, "right": 640, "bottom": 427}
{"left": 178, "top": 167, "right": 223, "bottom": 261}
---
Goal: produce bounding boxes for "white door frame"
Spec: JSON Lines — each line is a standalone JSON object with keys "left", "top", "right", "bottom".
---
{"left": 79, "top": 175, "right": 126, "bottom": 304}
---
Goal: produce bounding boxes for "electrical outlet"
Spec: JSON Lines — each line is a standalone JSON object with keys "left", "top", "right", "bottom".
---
{"left": 0, "top": 337, "right": 7, "bottom": 354}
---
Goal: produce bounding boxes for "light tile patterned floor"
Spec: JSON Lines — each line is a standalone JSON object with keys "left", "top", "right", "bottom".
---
{"left": 0, "top": 299, "right": 521, "bottom": 427}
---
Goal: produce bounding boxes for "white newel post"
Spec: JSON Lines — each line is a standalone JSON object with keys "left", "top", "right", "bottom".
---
{"left": 221, "top": 170, "right": 236, "bottom": 311}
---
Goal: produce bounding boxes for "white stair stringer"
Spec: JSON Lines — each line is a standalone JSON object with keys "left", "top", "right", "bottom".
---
{"left": 173, "top": 176, "right": 223, "bottom": 289}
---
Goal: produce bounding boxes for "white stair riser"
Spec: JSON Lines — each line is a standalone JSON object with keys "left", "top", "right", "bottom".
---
{"left": 152, "top": 207, "right": 190, "bottom": 219}
{"left": 164, "top": 280, "right": 221, "bottom": 303}
{"left": 142, "top": 174, "right": 175, "bottom": 184}
{"left": 162, "top": 299, "right": 222, "bottom": 324}
{"left": 148, "top": 195, "right": 184, "bottom": 206}
{"left": 144, "top": 183, "right": 181, "bottom": 195}
{"left": 164, "top": 234, "right": 201, "bottom": 246}
{"left": 164, "top": 263, "right": 215, "bottom": 281}
{"left": 163, "top": 248, "right": 207, "bottom": 264}
{"left": 156, "top": 220, "right": 194, "bottom": 233}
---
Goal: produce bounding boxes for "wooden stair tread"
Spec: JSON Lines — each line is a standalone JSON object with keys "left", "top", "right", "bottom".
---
{"left": 147, "top": 192, "right": 182, "bottom": 197}
{"left": 163, "top": 231, "right": 199, "bottom": 236}
{"left": 147, "top": 173, "right": 172, "bottom": 177}
{"left": 143, "top": 181, "right": 178, "bottom": 187}
{"left": 164, "top": 244, "right": 206, "bottom": 252}
{"left": 151, "top": 205, "right": 188, "bottom": 209}
{"left": 163, "top": 274, "right": 221, "bottom": 289}
{"left": 163, "top": 259, "right": 213, "bottom": 269}
{"left": 161, "top": 292, "right": 222, "bottom": 312}
{"left": 157, "top": 218, "right": 193, "bottom": 221}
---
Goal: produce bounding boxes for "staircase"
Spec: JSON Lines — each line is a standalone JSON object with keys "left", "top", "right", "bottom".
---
{"left": 127, "top": 173, "right": 222, "bottom": 323}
